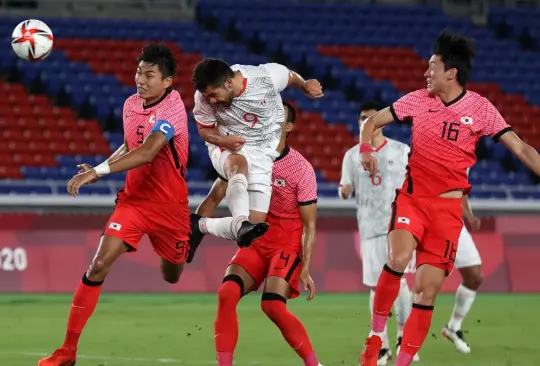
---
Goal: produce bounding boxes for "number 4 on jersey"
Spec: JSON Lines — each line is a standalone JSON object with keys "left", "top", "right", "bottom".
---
{"left": 441, "top": 121, "right": 460, "bottom": 141}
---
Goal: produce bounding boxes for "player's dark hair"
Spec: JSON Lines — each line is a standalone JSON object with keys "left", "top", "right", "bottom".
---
{"left": 433, "top": 30, "right": 476, "bottom": 86}
{"left": 360, "top": 100, "right": 385, "bottom": 114}
{"left": 283, "top": 101, "right": 296, "bottom": 124}
{"left": 137, "top": 43, "right": 177, "bottom": 79}
{"left": 192, "top": 58, "right": 235, "bottom": 92}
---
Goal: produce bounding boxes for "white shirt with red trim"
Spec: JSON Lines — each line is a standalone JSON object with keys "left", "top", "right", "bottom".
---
{"left": 340, "top": 138, "right": 410, "bottom": 240}
{"left": 193, "top": 63, "right": 290, "bottom": 149}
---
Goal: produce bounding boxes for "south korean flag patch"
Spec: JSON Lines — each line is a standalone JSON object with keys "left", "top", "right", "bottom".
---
{"left": 460, "top": 116, "right": 473, "bottom": 125}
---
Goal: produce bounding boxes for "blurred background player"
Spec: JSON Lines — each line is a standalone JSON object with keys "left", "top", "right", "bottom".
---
{"left": 442, "top": 183, "right": 483, "bottom": 354}
{"left": 339, "top": 100, "right": 417, "bottom": 365}
{"left": 193, "top": 102, "right": 322, "bottom": 366}
{"left": 38, "top": 44, "right": 190, "bottom": 366}
{"left": 359, "top": 30, "right": 540, "bottom": 366}
{"left": 190, "top": 59, "right": 323, "bottom": 251}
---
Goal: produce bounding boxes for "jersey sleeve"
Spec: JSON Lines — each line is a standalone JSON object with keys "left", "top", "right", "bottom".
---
{"left": 482, "top": 100, "right": 512, "bottom": 142}
{"left": 154, "top": 97, "right": 188, "bottom": 141}
{"left": 193, "top": 91, "right": 217, "bottom": 128}
{"left": 262, "top": 63, "right": 290, "bottom": 92}
{"left": 339, "top": 149, "right": 355, "bottom": 193}
{"left": 390, "top": 89, "right": 426, "bottom": 123}
{"left": 297, "top": 162, "right": 318, "bottom": 206}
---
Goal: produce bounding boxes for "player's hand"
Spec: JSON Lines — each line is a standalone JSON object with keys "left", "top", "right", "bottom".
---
{"left": 67, "top": 169, "right": 99, "bottom": 197}
{"left": 220, "top": 135, "right": 246, "bottom": 152}
{"left": 467, "top": 216, "right": 481, "bottom": 231}
{"left": 77, "top": 163, "right": 99, "bottom": 183}
{"left": 360, "top": 152, "right": 378, "bottom": 178}
{"left": 302, "top": 79, "right": 324, "bottom": 99}
{"left": 300, "top": 267, "right": 316, "bottom": 301}
{"left": 340, "top": 184, "right": 353, "bottom": 198}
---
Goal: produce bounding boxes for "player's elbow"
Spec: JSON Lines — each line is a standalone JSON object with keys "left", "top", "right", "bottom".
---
{"left": 139, "top": 150, "right": 157, "bottom": 165}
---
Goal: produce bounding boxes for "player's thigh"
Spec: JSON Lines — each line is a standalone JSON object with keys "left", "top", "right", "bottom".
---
{"left": 146, "top": 205, "right": 191, "bottom": 266}
{"left": 103, "top": 203, "right": 146, "bottom": 252}
{"left": 454, "top": 226, "right": 482, "bottom": 269}
{"left": 387, "top": 192, "right": 425, "bottom": 271}
{"left": 265, "top": 250, "right": 302, "bottom": 299}
{"left": 360, "top": 236, "right": 388, "bottom": 287}
{"left": 421, "top": 198, "right": 463, "bottom": 275}
{"left": 413, "top": 264, "right": 447, "bottom": 306}
{"left": 208, "top": 144, "right": 249, "bottom": 179}
{"left": 246, "top": 148, "right": 274, "bottom": 215}
{"left": 227, "top": 246, "right": 268, "bottom": 295}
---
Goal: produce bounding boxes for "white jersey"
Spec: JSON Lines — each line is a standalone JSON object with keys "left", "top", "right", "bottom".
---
{"left": 340, "top": 139, "right": 410, "bottom": 240}
{"left": 193, "top": 63, "right": 290, "bottom": 150}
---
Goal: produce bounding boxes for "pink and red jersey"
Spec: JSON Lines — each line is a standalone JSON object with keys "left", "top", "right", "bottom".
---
{"left": 268, "top": 146, "right": 318, "bottom": 219}
{"left": 256, "top": 146, "right": 317, "bottom": 251}
{"left": 119, "top": 88, "right": 189, "bottom": 204}
{"left": 390, "top": 89, "right": 511, "bottom": 197}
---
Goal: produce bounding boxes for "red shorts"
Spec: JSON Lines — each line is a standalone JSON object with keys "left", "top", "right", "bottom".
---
{"left": 103, "top": 201, "right": 191, "bottom": 264}
{"left": 388, "top": 191, "right": 463, "bottom": 274}
{"left": 229, "top": 216, "right": 303, "bottom": 298}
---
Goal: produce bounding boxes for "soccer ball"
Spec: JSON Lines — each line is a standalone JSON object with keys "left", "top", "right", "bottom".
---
{"left": 11, "top": 19, "right": 54, "bottom": 62}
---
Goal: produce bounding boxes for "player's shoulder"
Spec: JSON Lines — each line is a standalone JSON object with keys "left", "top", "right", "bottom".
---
{"left": 232, "top": 63, "right": 273, "bottom": 78}
{"left": 344, "top": 143, "right": 360, "bottom": 157}
{"left": 124, "top": 93, "right": 140, "bottom": 110}
{"left": 161, "top": 89, "right": 185, "bottom": 111}
{"left": 287, "top": 147, "right": 315, "bottom": 171}
{"left": 463, "top": 90, "right": 491, "bottom": 107}
{"left": 386, "top": 138, "right": 409, "bottom": 150}
{"left": 402, "top": 89, "right": 431, "bottom": 100}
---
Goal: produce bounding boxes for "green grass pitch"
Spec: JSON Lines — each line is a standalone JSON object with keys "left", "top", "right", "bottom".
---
{"left": 1, "top": 293, "right": 539, "bottom": 365}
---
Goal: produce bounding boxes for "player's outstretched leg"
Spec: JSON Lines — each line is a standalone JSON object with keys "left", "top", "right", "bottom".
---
{"left": 38, "top": 236, "right": 128, "bottom": 366}
{"left": 215, "top": 264, "right": 255, "bottom": 366}
{"left": 442, "top": 265, "right": 481, "bottom": 354}
{"left": 394, "top": 264, "right": 446, "bottom": 366}
{"left": 361, "top": 229, "right": 416, "bottom": 366}
{"left": 261, "top": 276, "right": 322, "bottom": 366}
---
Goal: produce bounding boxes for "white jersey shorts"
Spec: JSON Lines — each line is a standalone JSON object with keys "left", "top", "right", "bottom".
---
{"left": 359, "top": 235, "right": 416, "bottom": 287}
{"left": 208, "top": 143, "right": 280, "bottom": 212}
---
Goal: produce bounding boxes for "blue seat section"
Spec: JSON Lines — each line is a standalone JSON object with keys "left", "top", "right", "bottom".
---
{"left": 1, "top": 5, "right": 539, "bottom": 199}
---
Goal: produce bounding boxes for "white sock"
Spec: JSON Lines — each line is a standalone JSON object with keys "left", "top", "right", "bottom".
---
{"left": 226, "top": 174, "right": 250, "bottom": 219}
{"left": 369, "top": 289, "right": 389, "bottom": 348}
{"left": 200, "top": 174, "right": 249, "bottom": 240}
{"left": 394, "top": 279, "right": 413, "bottom": 338}
{"left": 199, "top": 217, "right": 237, "bottom": 240}
{"left": 448, "top": 284, "right": 477, "bottom": 332}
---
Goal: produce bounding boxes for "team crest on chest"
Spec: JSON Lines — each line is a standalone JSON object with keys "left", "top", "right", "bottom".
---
{"left": 148, "top": 114, "right": 155, "bottom": 124}
{"left": 274, "top": 178, "right": 286, "bottom": 187}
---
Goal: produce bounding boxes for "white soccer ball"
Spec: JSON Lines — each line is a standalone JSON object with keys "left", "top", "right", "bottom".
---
{"left": 11, "top": 19, "right": 54, "bottom": 62}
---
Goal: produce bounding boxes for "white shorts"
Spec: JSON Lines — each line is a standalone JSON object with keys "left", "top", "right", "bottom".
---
{"left": 208, "top": 144, "right": 280, "bottom": 212}
{"left": 360, "top": 235, "right": 416, "bottom": 287}
{"left": 454, "top": 225, "right": 482, "bottom": 269}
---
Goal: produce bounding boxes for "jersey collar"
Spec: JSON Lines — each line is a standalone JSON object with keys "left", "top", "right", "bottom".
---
{"left": 143, "top": 87, "right": 172, "bottom": 110}
{"left": 441, "top": 88, "right": 467, "bottom": 107}
{"left": 373, "top": 139, "right": 388, "bottom": 152}
{"left": 275, "top": 144, "right": 290, "bottom": 162}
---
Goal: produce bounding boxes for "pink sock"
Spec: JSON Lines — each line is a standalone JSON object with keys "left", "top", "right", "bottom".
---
{"left": 303, "top": 350, "right": 319, "bottom": 366}
{"left": 217, "top": 351, "right": 233, "bottom": 366}
{"left": 396, "top": 351, "right": 413, "bottom": 365}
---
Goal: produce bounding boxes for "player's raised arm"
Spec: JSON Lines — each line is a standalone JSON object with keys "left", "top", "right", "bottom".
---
{"left": 264, "top": 63, "right": 323, "bottom": 98}
{"left": 482, "top": 100, "right": 540, "bottom": 176}
{"left": 67, "top": 119, "right": 175, "bottom": 196}
{"left": 339, "top": 149, "right": 355, "bottom": 199}
{"left": 359, "top": 107, "right": 394, "bottom": 177}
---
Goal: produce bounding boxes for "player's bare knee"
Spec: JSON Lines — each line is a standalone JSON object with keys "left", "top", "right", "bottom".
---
{"left": 387, "top": 253, "right": 412, "bottom": 273}
{"left": 87, "top": 258, "right": 109, "bottom": 281}
{"left": 413, "top": 286, "right": 438, "bottom": 306}
{"left": 461, "top": 266, "right": 483, "bottom": 290}
{"left": 160, "top": 260, "right": 183, "bottom": 284}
